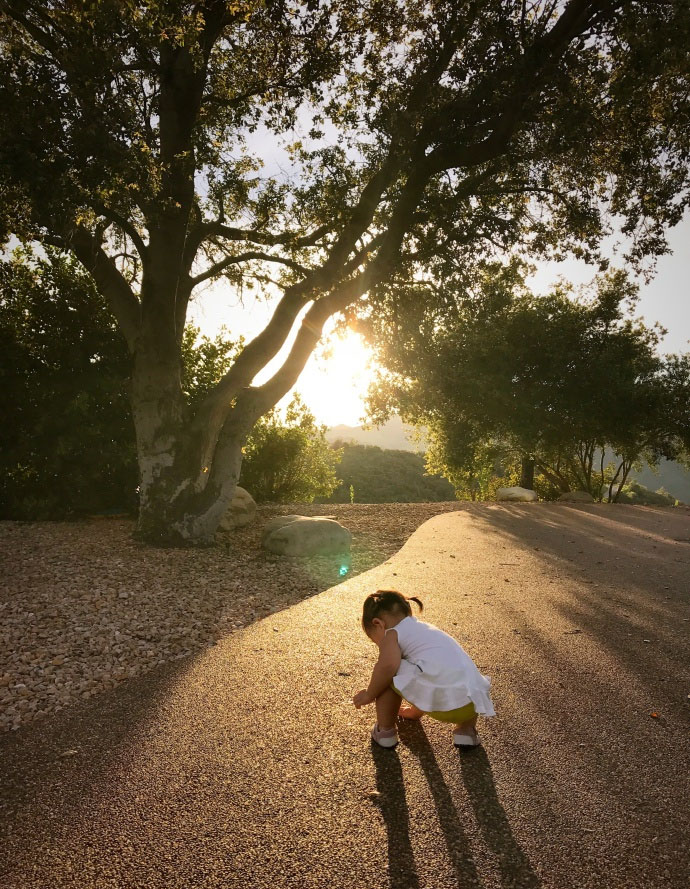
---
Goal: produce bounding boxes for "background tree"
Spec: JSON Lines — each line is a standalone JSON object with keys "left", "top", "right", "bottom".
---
{"left": 0, "top": 247, "right": 136, "bottom": 518}
{"left": 1, "top": 1, "right": 689, "bottom": 541}
{"left": 366, "top": 266, "right": 690, "bottom": 500}
{"left": 240, "top": 396, "right": 341, "bottom": 503}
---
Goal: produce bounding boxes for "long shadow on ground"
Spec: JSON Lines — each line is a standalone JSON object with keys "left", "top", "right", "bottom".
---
{"left": 372, "top": 720, "right": 541, "bottom": 889}
{"left": 0, "top": 654, "right": 196, "bottom": 858}
{"left": 464, "top": 504, "right": 690, "bottom": 710}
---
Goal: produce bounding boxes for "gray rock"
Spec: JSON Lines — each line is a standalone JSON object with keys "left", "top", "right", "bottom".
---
{"left": 557, "top": 490, "right": 595, "bottom": 503}
{"left": 262, "top": 516, "right": 352, "bottom": 556}
{"left": 496, "top": 486, "right": 538, "bottom": 502}
{"left": 218, "top": 486, "right": 257, "bottom": 531}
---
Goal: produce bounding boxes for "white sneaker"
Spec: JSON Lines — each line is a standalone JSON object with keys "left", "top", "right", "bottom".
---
{"left": 453, "top": 730, "right": 481, "bottom": 748}
{"left": 371, "top": 723, "right": 399, "bottom": 748}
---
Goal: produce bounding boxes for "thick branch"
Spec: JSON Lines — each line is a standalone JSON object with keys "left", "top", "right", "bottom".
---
{"left": 248, "top": 264, "right": 388, "bottom": 417}
{"left": 176, "top": 286, "right": 311, "bottom": 488}
{"left": 69, "top": 227, "right": 141, "bottom": 349}
{"left": 92, "top": 204, "right": 148, "bottom": 261}
{"left": 428, "top": 0, "right": 622, "bottom": 175}
{"left": 1, "top": 3, "right": 62, "bottom": 59}
{"left": 184, "top": 221, "right": 333, "bottom": 268}
{"left": 189, "top": 250, "right": 308, "bottom": 287}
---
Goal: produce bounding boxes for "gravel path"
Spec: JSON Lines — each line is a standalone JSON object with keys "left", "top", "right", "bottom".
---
{"left": 1, "top": 503, "right": 688, "bottom": 889}
{"left": 0, "top": 502, "right": 462, "bottom": 732}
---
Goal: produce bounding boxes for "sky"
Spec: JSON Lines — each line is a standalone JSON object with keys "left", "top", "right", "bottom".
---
{"left": 188, "top": 213, "right": 690, "bottom": 428}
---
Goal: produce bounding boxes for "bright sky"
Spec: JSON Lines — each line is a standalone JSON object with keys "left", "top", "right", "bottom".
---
{"left": 188, "top": 214, "right": 689, "bottom": 428}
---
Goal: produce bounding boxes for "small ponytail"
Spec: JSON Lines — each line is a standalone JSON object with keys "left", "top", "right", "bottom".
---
{"left": 407, "top": 596, "right": 424, "bottom": 613}
{"left": 361, "top": 589, "right": 424, "bottom": 630}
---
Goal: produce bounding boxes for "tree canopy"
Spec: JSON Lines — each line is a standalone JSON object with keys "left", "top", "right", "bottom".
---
{"left": 366, "top": 264, "right": 690, "bottom": 500}
{"left": 1, "top": 1, "right": 689, "bottom": 541}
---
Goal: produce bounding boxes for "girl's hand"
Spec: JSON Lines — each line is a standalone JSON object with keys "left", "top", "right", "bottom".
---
{"left": 353, "top": 689, "right": 374, "bottom": 709}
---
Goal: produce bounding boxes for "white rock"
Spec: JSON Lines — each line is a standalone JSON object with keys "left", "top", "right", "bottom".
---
{"left": 218, "top": 486, "right": 257, "bottom": 531}
{"left": 557, "top": 490, "right": 595, "bottom": 503}
{"left": 496, "top": 486, "right": 538, "bottom": 502}
{"left": 262, "top": 516, "right": 352, "bottom": 556}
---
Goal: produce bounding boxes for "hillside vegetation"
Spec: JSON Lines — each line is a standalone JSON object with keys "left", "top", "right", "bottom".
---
{"left": 324, "top": 443, "right": 455, "bottom": 503}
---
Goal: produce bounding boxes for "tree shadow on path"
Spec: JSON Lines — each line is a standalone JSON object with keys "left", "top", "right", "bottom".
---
{"left": 464, "top": 504, "right": 690, "bottom": 709}
{"left": 0, "top": 656, "right": 193, "bottom": 853}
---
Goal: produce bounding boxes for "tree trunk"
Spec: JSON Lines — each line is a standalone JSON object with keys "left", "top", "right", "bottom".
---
{"left": 133, "top": 407, "right": 247, "bottom": 546}
{"left": 520, "top": 456, "right": 535, "bottom": 490}
{"left": 130, "top": 324, "right": 260, "bottom": 545}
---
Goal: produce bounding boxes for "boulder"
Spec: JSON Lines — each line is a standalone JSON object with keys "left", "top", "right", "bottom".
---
{"left": 218, "top": 486, "right": 257, "bottom": 531}
{"left": 262, "top": 515, "right": 352, "bottom": 556}
{"left": 557, "top": 490, "right": 595, "bottom": 503}
{"left": 261, "top": 514, "right": 337, "bottom": 541}
{"left": 496, "top": 486, "right": 538, "bottom": 502}
{"left": 261, "top": 515, "right": 304, "bottom": 539}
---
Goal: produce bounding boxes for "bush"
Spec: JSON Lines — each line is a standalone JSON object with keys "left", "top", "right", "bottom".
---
{"left": 0, "top": 248, "right": 137, "bottom": 518}
{"left": 240, "top": 397, "right": 341, "bottom": 503}
{"left": 617, "top": 481, "right": 679, "bottom": 506}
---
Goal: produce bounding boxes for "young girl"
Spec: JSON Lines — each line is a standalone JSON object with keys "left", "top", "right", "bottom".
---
{"left": 353, "top": 590, "right": 495, "bottom": 748}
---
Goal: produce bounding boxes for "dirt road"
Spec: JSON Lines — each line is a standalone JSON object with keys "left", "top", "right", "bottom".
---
{"left": 1, "top": 504, "right": 688, "bottom": 888}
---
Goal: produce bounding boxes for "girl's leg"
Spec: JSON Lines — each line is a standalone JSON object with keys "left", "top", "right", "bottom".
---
{"left": 375, "top": 687, "right": 403, "bottom": 730}
{"left": 399, "top": 702, "right": 425, "bottom": 720}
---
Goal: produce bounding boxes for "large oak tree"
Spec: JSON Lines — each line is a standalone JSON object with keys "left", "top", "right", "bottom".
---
{"left": 1, "top": 1, "right": 688, "bottom": 543}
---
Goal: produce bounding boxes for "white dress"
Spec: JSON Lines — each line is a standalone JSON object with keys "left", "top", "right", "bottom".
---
{"left": 388, "top": 616, "right": 495, "bottom": 716}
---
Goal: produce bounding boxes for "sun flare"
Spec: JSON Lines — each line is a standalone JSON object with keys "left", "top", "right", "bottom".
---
{"left": 293, "top": 331, "right": 376, "bottom": 427}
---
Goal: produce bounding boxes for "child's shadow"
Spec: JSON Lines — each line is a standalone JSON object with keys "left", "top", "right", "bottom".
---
{"left": 372, "top": 722, "right": 541, "bottom": 889}
{"left": 371, "top": 742, "right": 421, "bottom": 889}
{"left": 457, "top": 742, "right": 541, "bottom": 889}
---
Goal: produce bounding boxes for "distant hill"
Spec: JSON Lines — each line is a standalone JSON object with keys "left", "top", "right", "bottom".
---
{"left": 326, "top": 419, "right": 690, "bottom": 503}
{"left": 629, "top": 458, "right": 690, "bottom": 503}
{"left": 326, "top": 415, "right": 425, "bottom": 452}
{"left": 321, "top": 442, "right": 455, "bottom": 504}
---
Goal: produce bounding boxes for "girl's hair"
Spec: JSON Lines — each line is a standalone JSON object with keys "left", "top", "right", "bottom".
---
{"left": 361, "top": 589, "right": 423, "bottom": 630}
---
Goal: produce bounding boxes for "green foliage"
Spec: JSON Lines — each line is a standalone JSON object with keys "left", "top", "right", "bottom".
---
{"left": 325, "top": 443, "right": 455, "bottom": 504}
{"left": 0, "top": 247, "right": 136, "bottom": 518}
{"left": 367, "top": 265, "right": 690, "bottom": 501}
{"left": 617, "top": 481, "right": 680, "bottom": 507}
{"left": 180, "top": 325, "right": 243, "bottom": 410}
{"left": 240, "top": 396, "right": 341, "bottom": 503}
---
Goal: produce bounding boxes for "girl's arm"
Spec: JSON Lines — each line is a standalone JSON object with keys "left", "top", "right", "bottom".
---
{"left": 353, "top": 631, "right": 402, "bottom": 707}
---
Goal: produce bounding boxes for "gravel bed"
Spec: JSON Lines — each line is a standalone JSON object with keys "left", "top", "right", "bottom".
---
{"left": 0, "top": 502, "right": 461, "bottom": 733}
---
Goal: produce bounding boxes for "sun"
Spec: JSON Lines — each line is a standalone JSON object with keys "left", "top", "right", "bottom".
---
{"left": 293, "top": 330, "right": 376, "bottom": 427}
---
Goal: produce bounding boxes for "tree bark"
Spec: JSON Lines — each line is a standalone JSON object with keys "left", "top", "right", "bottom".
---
{"left": 520, "top": 455, "right": 535, "bottom": 490}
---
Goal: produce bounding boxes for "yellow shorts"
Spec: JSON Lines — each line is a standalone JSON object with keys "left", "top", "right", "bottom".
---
{"left": 392, "top": 685, "right": 477, "bottom": 724}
